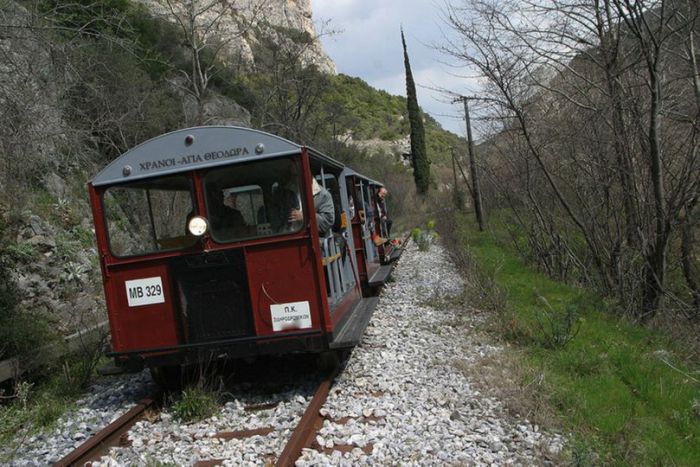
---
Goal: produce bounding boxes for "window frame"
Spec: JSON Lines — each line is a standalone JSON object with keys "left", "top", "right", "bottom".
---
{"left": 101, "top": 174, "right": 198, "bottom": 259}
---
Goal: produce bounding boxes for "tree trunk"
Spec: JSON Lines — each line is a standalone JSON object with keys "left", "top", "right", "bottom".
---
{"left": 680, "top": 200, "right": 700, "bottom": 315}
{"left": 639, "top": 52, "right": 668, "bottom": 320}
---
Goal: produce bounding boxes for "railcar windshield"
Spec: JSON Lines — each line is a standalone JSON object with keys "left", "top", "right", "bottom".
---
{"left": 103, "top": 175, "right": 196, "bottom": 257}
{"left": 203, "top": 157, "right": 305, "bottom": 243}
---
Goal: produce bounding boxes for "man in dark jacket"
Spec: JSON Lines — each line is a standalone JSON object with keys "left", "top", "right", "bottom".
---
{"left": 222, "top": 192, "right": 247, "bottom": 228}
{"left": 377, "top": 187, "right": 392, "bottom": 237}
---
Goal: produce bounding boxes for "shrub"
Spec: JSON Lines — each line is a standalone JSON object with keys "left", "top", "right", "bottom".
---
{"left": 534, "top": 296, "right": 582, "bottom": 349}
{"left": 59, "top": 351, "right": 105, "bottom": 394}
{"left": 0, "top": 218, "right": 18, "bottom": 295}
{"left": 412, "top": 221, "right": 438, "bottom": 251}
{"left": 171, "top": 386, "right": 219, "bottom": 423}
{"left": 0, "top": 219, "right": 55, "bottom": 360}
{"left": 0, "top": 220, "right": 20, "bottom": 359}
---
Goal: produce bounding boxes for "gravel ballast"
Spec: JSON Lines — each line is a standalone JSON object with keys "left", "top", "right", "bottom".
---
{"left": 3, "top": 240, "right": 565, "bottom": 465}
{"left": 297, "top": 241, "right": 565, "bottom": 465}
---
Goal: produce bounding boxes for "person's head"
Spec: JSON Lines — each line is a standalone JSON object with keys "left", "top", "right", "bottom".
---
{"left": 206, "top": 183, "right": 224, "bottom": 207}
{"left": 311, "top": 177, "right": 322, "bottom": 195}
{"left": 378, "top": 187, "right": 388, "bottom": 199}
{"left": 225, "top": 192, "right": 238, "bottom": 209}
{"left": 278, "top": 159, "right": 300, "bottom": 188}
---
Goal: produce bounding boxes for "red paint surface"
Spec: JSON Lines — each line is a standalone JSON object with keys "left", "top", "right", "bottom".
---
{"left": 329, "top": 287, "right": 363, "bottom": 329}
{"left": 106, "top": 262, "right": 180, "bottom": 351}
{"left": 351, "top": 220, "right": 369, "bottom": 284}
{"left": 245, "top": 240, "right": 328, "bottom": 335}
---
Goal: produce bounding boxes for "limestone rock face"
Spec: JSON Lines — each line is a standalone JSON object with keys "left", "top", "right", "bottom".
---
{"left": 137, "top": 0, "right": 336, "bottom": 74}
{"left": 183, "top": 93, "right": 252, "bottom": 127}
{"left": 262, "top": 0, "right": 314, "bottom": 35}
{"left": 257, "top": 0, "right": 335, "bottom": 73}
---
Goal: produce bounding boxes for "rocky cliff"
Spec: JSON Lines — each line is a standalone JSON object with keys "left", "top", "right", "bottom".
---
{"left": 256, "top": 0, "right": 336, "bottom": 73}
{"left": 0, "top": 0, "right": 338, "bottom": 345}
{"left": 137, "top": 0, "right": 336, "bottom": 74}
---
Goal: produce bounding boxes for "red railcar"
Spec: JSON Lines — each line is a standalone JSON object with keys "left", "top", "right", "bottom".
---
{"left": 88, "top": 127, "right": 401, "bottom": 378}
{"left": 341, "top": 171, "right": 399, "bottom": 292}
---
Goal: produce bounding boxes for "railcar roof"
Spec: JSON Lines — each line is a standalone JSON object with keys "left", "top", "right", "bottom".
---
{"left": 342, "top": 168, "right": 383, "bottom": 187}
{"left": 90, "top": 126, "right": 343, "bottom": 187}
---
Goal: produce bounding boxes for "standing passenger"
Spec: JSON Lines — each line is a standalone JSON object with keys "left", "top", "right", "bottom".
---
{"left": 289, "top": 178, "right": 334, "bottom": 237}
{"left": 269, "top": 162, "right": 302, "bottom": 233}
{"left": 377, "top": 187, "right": 392, "bottom": 237}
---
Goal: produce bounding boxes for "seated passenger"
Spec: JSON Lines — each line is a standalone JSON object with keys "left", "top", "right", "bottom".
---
{"left": 269, "top": 183, "right": 301, "bottom": 233}
{"left": 221, "top": 192, "right": 247, "bottom": 228}
{"left": 207, "top": 186, "right": 247, "bottom": 234}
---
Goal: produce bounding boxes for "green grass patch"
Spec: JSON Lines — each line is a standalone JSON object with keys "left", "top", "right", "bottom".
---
{"left": 1, "top": 376, "right": 77, "bottom": 451}
{"left": 0, "top": 354, "right": 109, "bottom": 457}
{"left": 457, "top": 215, "right": 700, "bottom": 465}
{"left": 171, "top": 386, "right": 219, "bottom": 423}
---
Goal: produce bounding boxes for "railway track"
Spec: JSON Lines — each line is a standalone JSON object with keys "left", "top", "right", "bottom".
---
{"left": 54, "top": 395, "right": 161, "bottom": 466}
{"left": 54, "top": 368, "right": 338, "bottom": 466}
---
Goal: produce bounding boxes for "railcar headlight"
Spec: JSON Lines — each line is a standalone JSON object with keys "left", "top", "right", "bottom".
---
{"left": 187, "top": 216, "right": 208, "bottom": 237}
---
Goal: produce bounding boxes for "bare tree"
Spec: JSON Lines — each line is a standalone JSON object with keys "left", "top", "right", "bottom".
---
{"left": 150, "top": 0, "right": 268, "bottom": 125}
{"left": 440, "top": 0, "right": 700, "bottom": 319}
{"left": 250, "top": 21, "right": 334, "bottom": 143}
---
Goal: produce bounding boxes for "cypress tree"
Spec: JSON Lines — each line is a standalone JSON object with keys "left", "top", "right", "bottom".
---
{"left": 401, "top": 28, "right": 430, "bottom": 194}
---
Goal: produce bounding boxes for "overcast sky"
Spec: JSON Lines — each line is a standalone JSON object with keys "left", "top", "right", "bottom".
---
{"left": 310, "top": 0, "right": 476, "bottom": 137}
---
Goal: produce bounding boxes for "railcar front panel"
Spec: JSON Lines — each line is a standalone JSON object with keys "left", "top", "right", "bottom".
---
{"left": 107, "top": 262, "right": 180, "bottom": 352}
{"left": 104, "top": 242, "right": 326, "bottom": 357}
{"left": 245, "top": 240, "right": 327, "bottom": 335}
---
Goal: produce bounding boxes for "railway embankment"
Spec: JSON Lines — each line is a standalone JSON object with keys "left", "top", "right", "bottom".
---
{"left": 1, "top": 240, "right": 565, "bottom": 465}
{"left": 450, "top": 216, "right": 700, "bottom": 465}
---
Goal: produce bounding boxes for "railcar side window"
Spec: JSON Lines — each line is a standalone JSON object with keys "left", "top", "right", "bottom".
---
{"left": 204, "top": 158, "right": 305, "bottom": 242}
{"left": 103, "top": 175, "right": 196, "bottom": 257}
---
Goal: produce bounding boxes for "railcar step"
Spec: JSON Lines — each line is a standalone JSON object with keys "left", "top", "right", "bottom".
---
{"left": 368, "top": 264, "right": 393, "bottom": 287}
{"left": 329, "top": 296, "right": 380, "bottom": 349}
{"left": 388, "top": 247, "right": 403, "bottom": 262}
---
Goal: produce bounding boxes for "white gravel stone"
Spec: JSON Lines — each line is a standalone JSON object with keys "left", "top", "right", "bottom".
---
{"left": 297, "top": 241, "right": 566, "bottom": 466}
{"left": 0, "top": 369, "right": 153, "bottom": 466}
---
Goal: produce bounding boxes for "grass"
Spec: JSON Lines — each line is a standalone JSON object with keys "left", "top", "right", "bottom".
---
{"left": 170, "top": 385, "right": 219, "bottom": 423}
{"left": 0, "top": 354, "right": 110, "bottom": 458}
{"left": 456, "top": 214, "right": 700, "bottom": 465}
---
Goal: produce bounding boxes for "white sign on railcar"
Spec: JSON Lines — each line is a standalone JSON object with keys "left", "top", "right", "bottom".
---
{"left": 270, "top": 301, "right": 312, "bottom": 331}
{"left": 125, "top": 277, "right": 165, "bottom": 307}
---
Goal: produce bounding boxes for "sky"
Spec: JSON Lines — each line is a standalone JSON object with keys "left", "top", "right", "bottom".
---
{"left": 310, "top": 0, "right": 476, "bottom": 137}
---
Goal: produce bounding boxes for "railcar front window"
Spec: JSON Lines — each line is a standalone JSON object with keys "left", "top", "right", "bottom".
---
{"left": 103, "top": 175, "right": 196, "bottom": 257}
{"left": 204, "top": 158, "right": 305, "bottom": 242}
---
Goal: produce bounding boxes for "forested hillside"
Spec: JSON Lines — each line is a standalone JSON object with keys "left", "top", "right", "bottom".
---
{"left": 0, "top": 0, "right": 461, "bottom": 360}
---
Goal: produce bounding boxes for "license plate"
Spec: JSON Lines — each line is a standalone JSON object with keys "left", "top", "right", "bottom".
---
{"left": 125, "top": 277, "right": 165, "bottom": 307}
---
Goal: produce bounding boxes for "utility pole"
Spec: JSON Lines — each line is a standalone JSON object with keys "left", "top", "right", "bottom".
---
{"left": 453, "top": 95, "right": 485, "bottom": 231}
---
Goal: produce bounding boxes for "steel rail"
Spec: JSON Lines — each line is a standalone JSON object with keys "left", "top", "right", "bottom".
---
{"left": 54, "top": 372, "right": 335, "bottom": 467}
{"left": 275, "top": 370, "right": 337, "bottom": 467}
{"left": 53, "top": 395, "right": 159, "bottom": 467}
